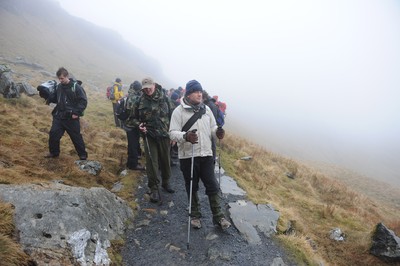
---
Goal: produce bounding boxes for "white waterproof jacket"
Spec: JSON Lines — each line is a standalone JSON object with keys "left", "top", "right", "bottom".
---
{"left": 169, "top": 101, "right": 218, "bottom": 159}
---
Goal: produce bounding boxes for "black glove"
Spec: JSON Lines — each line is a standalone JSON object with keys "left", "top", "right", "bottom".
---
{"left": 185, "top": 130, "right": 198, "bottom": 144}
{"left": 216, "top": 127, "right": 225, "bottom": 139}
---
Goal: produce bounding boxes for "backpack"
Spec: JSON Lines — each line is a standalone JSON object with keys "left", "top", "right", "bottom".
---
{"left": 37, "top": 80, "right": 57, "bottom": 100}
{"left": 115, "top": 97, "right": 129, "bottom": 121}
{"left": 106, "top": 86, "right": 115, "bottom": 100}
{"left": 216, "top": 108, "right": 225, "bottom": 127}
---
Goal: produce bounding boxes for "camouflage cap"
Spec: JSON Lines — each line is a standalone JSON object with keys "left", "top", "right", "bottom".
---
{"left": 142, "top": 77, "right": 154, "bottom": 89}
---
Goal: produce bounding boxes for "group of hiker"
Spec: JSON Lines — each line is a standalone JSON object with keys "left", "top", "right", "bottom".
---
{"left": 39, "top": 67, "right": 230, "bottom": 230}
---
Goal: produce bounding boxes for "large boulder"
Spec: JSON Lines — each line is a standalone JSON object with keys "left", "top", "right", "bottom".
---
{"left": 15, "top": 82, "right": 37, "bottom": 96}
{"left": 370, "top": 222, "right": 400, "bottom": 262}
{"left": 0, "top": 183, "right": 134, "bottom": 265}
{"left": 0, "top": 64, "right": 19, "bottom": 98}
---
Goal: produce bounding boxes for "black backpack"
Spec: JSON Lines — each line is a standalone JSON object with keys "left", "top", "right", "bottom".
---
{"left": 115, "top": 97, "right": 129, "bottom": 121}
{"left": 37, "top": 80, "right": 57, "bottom": 100}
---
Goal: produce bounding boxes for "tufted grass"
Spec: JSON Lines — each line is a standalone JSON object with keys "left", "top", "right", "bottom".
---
{"left": 218, "top": 134, "right": 400, "bottom": 265}
{"left": 1, "top": 68, "right": 399, "bottom": 265}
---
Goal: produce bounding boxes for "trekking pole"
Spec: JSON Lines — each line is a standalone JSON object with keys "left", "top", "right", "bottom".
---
{"left": 218, "top": 138, "right": 222, "bottom": 193}
{"left": 187, "top": 143, "right": 195, "bottom": 250}
{"left": 144, "top": 133, "right": 162, "bottom": 206}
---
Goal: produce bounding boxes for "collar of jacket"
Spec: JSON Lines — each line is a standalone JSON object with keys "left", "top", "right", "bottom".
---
{"left": 182, "top": 97, "right": 205, "bottom": 112}
{"left": 143, "top": 87, "right": 163, "bottom": 101}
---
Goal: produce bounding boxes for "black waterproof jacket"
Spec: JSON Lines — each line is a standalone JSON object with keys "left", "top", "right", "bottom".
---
{"left": 47, "top": 80, "right": 87, "bottom": 119}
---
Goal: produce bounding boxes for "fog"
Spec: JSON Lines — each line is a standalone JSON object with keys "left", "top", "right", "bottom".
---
{"left": 56, "top": 0, "right": 400, "bottom": 186}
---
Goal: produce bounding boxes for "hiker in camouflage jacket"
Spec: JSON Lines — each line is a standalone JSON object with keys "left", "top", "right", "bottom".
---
{"left": 122, "top": 81, "right": 145, "bottom": 171}
{"left": 128, "top": 77, "right": 175, "bottom": 203}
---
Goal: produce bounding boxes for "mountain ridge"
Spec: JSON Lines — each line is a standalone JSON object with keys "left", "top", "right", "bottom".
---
{"left": 0, "top": 0, "right": 172, "bottom": 88}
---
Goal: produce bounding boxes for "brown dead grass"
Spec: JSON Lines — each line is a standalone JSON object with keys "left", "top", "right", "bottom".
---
{"left": 220, "top": 134, "right": 400, "bottom": 266}
{"left": 0, "top": 80, "right": 143, "bottom": 262}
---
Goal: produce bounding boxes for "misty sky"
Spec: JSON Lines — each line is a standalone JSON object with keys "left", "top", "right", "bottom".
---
{"left": 56, "top": 0, "right": 400, "bottom": 185}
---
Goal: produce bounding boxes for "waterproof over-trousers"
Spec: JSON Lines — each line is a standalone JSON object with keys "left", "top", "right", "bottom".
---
{"left": 126, "top": 127, "right": 141, "bottom": 169}
{"left": 49, "top": 117, "right": 87, "bottom": 158}
{"left": 180, "top": 156, "right": 224, "bottom": 223}
{"left": 112, "top": 102, "right": 121, "bottom": 127}
{"left": 144, "top": 136, "right": 171, "bottom": 192}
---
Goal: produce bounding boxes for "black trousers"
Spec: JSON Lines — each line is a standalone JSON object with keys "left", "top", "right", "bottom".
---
{"left": 126, "top": 127, "right": 141, "bottom": 168}
{"left": 112, "top": 103, "right": 121, "bottom": 127}
{"left": 180, "top": 156, "right": 219, "bottom": 196}
{"left": 49, "top": 117, "right": 87, "bottom": 157}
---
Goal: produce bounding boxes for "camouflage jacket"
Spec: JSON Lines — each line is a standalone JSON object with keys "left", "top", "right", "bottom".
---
{"left": 122, "top": 90, "right": 141, "bottom": 129}
{"left": 125, "top": 88, "right": 174, "bottom": 139}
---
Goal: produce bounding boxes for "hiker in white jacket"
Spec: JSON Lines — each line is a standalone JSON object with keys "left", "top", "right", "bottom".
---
{"left": 169, "top": 80, "right": 231, "bottom": 230}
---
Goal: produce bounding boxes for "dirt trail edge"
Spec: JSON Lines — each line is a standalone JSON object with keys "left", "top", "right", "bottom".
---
{"left": 122, "top": 163, "right": 297, "bottom": 266}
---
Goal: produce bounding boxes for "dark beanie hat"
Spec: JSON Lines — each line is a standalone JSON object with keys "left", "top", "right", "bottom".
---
{"left": 171, "top": 91, "right": 179, "bottom": 101}
{"left": 116, "top": 78, "right": 121, "bottom": 83}
{"left": 132, "top": 80, "right": 142, "bottom": 91}
{"left": 185, "top": 80, "right": 203, "bottom": 96}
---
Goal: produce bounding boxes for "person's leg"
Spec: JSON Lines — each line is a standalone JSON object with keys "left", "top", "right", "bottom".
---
{"left": 48, "top": 118, "right": 65, "bottom": 156}
{"left": 199, "top": 156, "right": 225, "bottom": 224}
{"left": 132, "top": 127, "right": 141, "bottom": 159}
{"left": 159, "top": 138, "right": 172, "bottom": 190}
{"left": 64, "top": 119, "right": 87, "bottom": 159}
{"left": 112, "top": 102, "right": 120, "bottom": 127}
{"left": 180, "top": 158, "right": 201, "bottom": 218}
{"left": 126, "top": 129, "right": 137, "bottom": 168}
{"left": 144, "top": 135, "right": 160, "bottom": 192}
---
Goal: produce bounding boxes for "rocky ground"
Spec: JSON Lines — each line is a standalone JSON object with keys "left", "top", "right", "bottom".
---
{"left": 121, "top": 162, "right": 297, "bottom": 266}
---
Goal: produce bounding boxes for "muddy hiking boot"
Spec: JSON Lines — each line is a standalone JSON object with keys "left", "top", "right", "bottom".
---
{"left": 162, "top": 184, "right": 175, "bottom": 193}
{"left": 190, "top": 218, "right": 202, "bottom": 229}
{"left": 218, "top": 217, "right": 231, "bottom": 230}
{"left": 150, "top": 191, "right": 159, "bottom": 203}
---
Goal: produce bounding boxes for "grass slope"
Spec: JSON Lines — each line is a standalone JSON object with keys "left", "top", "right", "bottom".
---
{"left": 0, "top": 1, "right": 399, "bottom": 264}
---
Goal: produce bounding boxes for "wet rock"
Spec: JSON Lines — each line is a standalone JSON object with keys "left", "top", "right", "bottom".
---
{"left": 0, "top": 183, "right": 134, "bottom": 265}
{"left": 228, "top": 200, "right": 279, "bottom": 245}
{"left": 136, "top": 219, "right": 151, "bottom": 227}
{"left": 208, "top": 247, "right": 232, "bottom": 261}
{"left": 75, "top": 160, "right": 102, "bottom": 176}
{"left": 284, "top": 220, "right": 297, "bottom": 235}
{"left": 206, "top": 232, "right": 219, "bottom": 241}
{"left": 15, "top": 82, "right": 36, "bottom": 96}
{"left": 111, "top": 181, "right": 123, "bottom": 192}
{"left": 370, "top": 222, "right": 400, "bottom": 262}
{"left": 330, "top": 228, "right": 345, "bottom": 241}
{"left": 271, "top": 257, "right": 287, "bottom": 266}
{"left": 286, "top": 172, "right": 295, "bottom": 179}
{"left": 219, "top": 175, "right": 246, "bottom": 196}
{"left": 0, "top": 64, "right": 18, "bottom": 98}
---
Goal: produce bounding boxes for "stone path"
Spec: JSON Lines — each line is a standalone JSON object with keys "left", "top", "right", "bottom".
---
{"left": 121, "top": 160, "right": 297, "bottom": 265}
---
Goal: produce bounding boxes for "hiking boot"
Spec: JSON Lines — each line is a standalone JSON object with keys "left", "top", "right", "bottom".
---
{"left": 79, "top": 155, "right": 87, "bottom": 160}
{"left": 162, "top": 184, "right": 175, "bottom": 193}
{"left": 44, "top": 153, "right": 59, "bottom": 158}
{"left": 218, "top": 218, "right": 231, "bottom": 230}
{"left": 150, "top": 191, "right": 159, "bottom": 203}
{"left": 191, "top": 218, "right": 202, "bottom": 229}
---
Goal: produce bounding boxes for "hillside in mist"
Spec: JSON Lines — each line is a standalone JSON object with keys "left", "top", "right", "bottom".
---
{"left": 1, "top": 1, "right": 400, "bottom": 264}
{"left": 0, "top": 0, "right": 172, "bottom": 88}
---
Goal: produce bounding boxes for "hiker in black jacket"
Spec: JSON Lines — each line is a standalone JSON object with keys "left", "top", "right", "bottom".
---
{"left": 44, "top": 67, "right": 88, "bottom": 160}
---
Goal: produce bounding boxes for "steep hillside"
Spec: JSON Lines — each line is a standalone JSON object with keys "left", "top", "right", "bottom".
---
{"left": 1, "top": 1, "right": 400, "bottom": 265}
{"left": 0, "top": 0, "right": 169, "bottom": 88}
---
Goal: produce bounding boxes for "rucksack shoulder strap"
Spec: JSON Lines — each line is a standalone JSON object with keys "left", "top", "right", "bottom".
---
{"left": 182, "top": 107, "right": 206, "bottom": 132}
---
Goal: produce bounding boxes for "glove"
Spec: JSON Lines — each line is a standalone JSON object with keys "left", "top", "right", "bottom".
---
{"left": 216, "top": 127, "right": 225, "bottom": 139}
{"left": 185, "top": 131, "right": 198, "bottom": 144}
